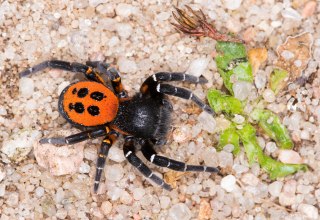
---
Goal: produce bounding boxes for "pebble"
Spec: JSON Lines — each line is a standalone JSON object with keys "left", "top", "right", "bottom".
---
{"left": 133, "top": 188, "right": 145, "bottom": 201}
{"left": 109, "top": 146, "right": 126, "bottom": 162}
{"left": 198, "top": 200, "right": 212, "bottom": 219}
{"left": 117, "top": 57, "right": 137, "bottom": 73}
{"left": 105, "top": 164, "right": 124, "bottom": 182}
{"left": 302, "top": 1, "right": 317, "bottom": 18}
{"left": 56, "top": 208, "right": 68, "bottom": 219}
{"left": 223, "top": 0, "right": 243, "bottom": 10}
{"left": 168, "top": 203, "right": 192, "bottom": 220}
{"left": 116, "top": 23, "right": 133, "bottom": 39}
{"left": 0, "top": 184, "right": 5, "bottom": 197}
{"left": 298, "top": 204, "right": 319, "bottom": 219}
{"left": 0, "top": 168, "right": 5, "bottom": 182}
{"left": 6, "top": 192, "right": 19, "bottom": 206}
{"left": 221, "top": 175, "right": 237, "bottom": 192}
{"left": 233, "top": 81, "right": 252, "bottom": 101}
{"left": 268, "top": 181, "right": 283, "bottom": 197}
{"left": 262, "top": 89, "right": 276, "bottom": 103}
{"left": 159, "top": 196, "right": 171, "bottom": 209}
{"left": 101, "top": 201, "right": 112, "bottom": 215}
{"left": 241, "top": 173, "right": 259, "bottom": 186}
{"left": 281, "top": 7, "right": 302, "bottom": 21}
{"left": 88, "top": 0, "right": 106, "bottom": 7}
{"left": 278, "top": 150, "right": 303, "bottom": 164}
{"left": 116, "top": 3, "right": 135, "bottom": 17}
{"left": 265, "top": 142, "right": 277, "bottom": 153}
{"left": 78, "top": 162, "right": 91, "bottom": 174}
{"left": 173, "top": 126, "right": 192, "bottom": 143}
{"left": 198, "top": 112, "right": 216, "bottom": 133}
{"left": 186, "top": 57, "right": 210, "bottom": 77}
{"left": 35, "top": 187, "right": 45, "bottom": 198}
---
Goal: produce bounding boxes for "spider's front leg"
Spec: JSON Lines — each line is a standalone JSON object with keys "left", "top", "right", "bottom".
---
{"left": 123, "top": 136, "right": 172, "bottom": 191}
{"left": 86, "top": 61, "right": 127, "bottom": 98}
{"left": 39, "top": 127, "right": 108, "bottom": 145}
{"left": 19, "top": 60, "right": 106, "bottom": 84}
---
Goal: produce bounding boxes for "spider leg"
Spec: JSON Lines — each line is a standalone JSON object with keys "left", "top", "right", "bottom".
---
{"left": 141, "top": 140, "right": 219, "bottom": 173}
{"left": 140, "top": 72, "right": 207, "bottom": 94}
{"left": 86, "top": 61, "right": 127, "bottom": 98}
{"left": 156, "top": 83, "right": 214, "bottom": 114}
{"left": 39, "top": 127, "right": 108, "bottom": 145}
{"left": 94, "top": 132, "right": 118, "bottom": 193}
{"left": 20, "top": 60, "right": 105, "bottom": 84}
{"left": 123, "top": 137, "right": 172, "bottom": 191}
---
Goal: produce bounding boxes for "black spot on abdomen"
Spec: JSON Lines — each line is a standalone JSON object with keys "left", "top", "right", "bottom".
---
{"left": 69, "top": 102, "right": 85, "bottom": 113}
{"left": 77, "top": 88, "right": 89, "bottom": 98}
{"left": 87, "top": 105, "right": 100, "bottom": 116}
{"left": 90, "top": 91, "right": 105, "bottom": 101}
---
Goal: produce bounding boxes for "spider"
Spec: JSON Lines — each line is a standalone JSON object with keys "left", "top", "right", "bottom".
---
{"left": 20, "top": 60, "right": 219, "bottom": 192}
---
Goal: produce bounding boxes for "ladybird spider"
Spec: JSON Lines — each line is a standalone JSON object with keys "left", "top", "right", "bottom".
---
{"left": 20, "top": 60, "right": 219, "bottom": 192}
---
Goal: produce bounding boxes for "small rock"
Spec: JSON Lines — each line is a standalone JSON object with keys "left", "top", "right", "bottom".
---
{"left": 268, "top": 181, "right": 283, "bottom": 197}
{"left": 302, "top": 1, "right": 317, "bottom": 18}
{"left": 101, "top": 201, "right": 112, "bottom": 215}
{"left": 263, "top": 89, "right": 276, "bottom": 103}
{"left": 56, "top": 209, "right": 68, "bottom": 219}
{"left": 116, "top": 23, "right": 133, "bottom": 39}
{"left": 89, "top": 0, "right": 106, "bottom": 7}
{"left": 19, "top": 77, "right": 34, "bottom": 98}
{"left": 35, "top": 187, "right": 45, "bottom": 198}
{"left": 0, "top": 168, "right": 6, "bottom": 182}
{"left": 221, "top": 175, "right": 237, "bottom": 192}
{"left": 117, "top": 57, "right": 137, "bottom": 73}
{"left": 198, "top": 112, "right": 216, "bottom": 133}
{"left": 0, "top": 184, "right": 5, "bottom": 197}
{"left": 159, "top": 196, "right": 171, "bottom": 209}
{"left": 105, "top": 164, "right": 124, "bottom": 182}
{"left": 241, "top": 173, "right": 259, "bottom": 186}
{"left": 34, "top": 129, "right": 85, "bottom": 176}
{"left": 281, "top": 8, "right": 302, "bottom": 21}
{"left": 186, "top": 57, "right": 210, "bottom": 77}
{"left": 278, "top": 150, "right": 303, "bottom": 164}
{"left": 279, "top": 192, "right": 296, "bottom": 206}
{"left": 218, "top": 151, "right": 233, "bottom": 168}
{"left": 78, "top": 162, "right": 91, "bottom": 173}
{"left": 298, "top": 204, "right": 319, "bottom": 219}
{"left": 233, "top": 81, "right": 252, "bottom": 101}
{"left": 232, "top": 114, "right": 245, "bottom": 124}
{"left": 1, "top": 129, "right": 41, "bottom": 162}
{"left": 6, "top": 192, "right": 19, "bottom": 207}
{"left": 265, "top": 142, "right": 277, "bottom": 153}
{"left": 198, "top": 200, "right": 212, "bottom": 219}
{"left": 173, "top": 125, "right": 192, "bottom": 143}
{"left": 41, "top": 196, "right": 57, "bottom": 217}
{"left": 223, "top": 0, "right": 243, "bottom": 10}
{"left": 109, "top": 146, "right": 126, "bottom": 162}
{"left": 133, "top": 188, "right": 145, "bottom": 201}
{"left": 168, "top": 203, "right": 192, "bottom": 220}
{"left": 116, "top": 3, "right": 135, "bottom": 17}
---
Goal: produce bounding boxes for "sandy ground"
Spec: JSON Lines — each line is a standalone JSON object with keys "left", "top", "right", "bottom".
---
{"left": 0, "top": 0, "right": 320, "bottom": 219}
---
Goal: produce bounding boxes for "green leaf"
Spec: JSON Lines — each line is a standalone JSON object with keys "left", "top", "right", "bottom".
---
{"left": 250, "top": 108, "right": 293, "bottom": 149}
{"left": 215, "top": 41, "right": 253, "bottom": 95}
{"left": 269, "top": 69, "right": 289, "bottom": 95}
{"left": 217, "top": 127, "right": 240, "bottom": 155}
{"left": 207, "top": 89, "right": 243, "bottom": 115}
{"left": 237, "top": 123, "right": 307, "bottom": 178}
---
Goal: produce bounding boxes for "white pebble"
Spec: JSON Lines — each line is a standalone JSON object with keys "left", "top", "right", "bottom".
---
{"left": 117, "top": 57, "right": 137, "bottom": 73}
{"left": 108, "top": 146, "right": 126, "bottom": 162}
{"left": 168, "top": 203, "right": 192, "bottom": 220}
{"left": 281, "top": 50, "right": 295, "bottom": 60}
{"left": 223, "top": 0, "right": 243, "bottom": 10}
{"left": 78, "top": 162, "right": 90, "bottom": 173}
{"left": 232, "top": 114, "right": 245, "bottom": 124}
{"left": 0, "top": 106, "right": 7, "bottom": 116}
{"left": 105, "top": 164, "right": 124, "bottom": 181}
{"left": 101, "top": 201, "right": 112, "bottom": 215}
{"left": 19, "top": 77, "right": 34, "bottom": 98}
{"left": 298, "top": 204, "right": 319, "bottom": 219}
{"left": 300, "top": 130, "right": 310, "bottom": 140}
{"left": 56, "top": 209, "right": 68, "bottom": 219}
{"left": 198, "top": 111, "right": 216, "bottom": 133}
{"left": 233, "top": 81, "right": 252, "bottom": 101}
{"left": 281, "top": 7, "right": 302, "bottom": 21}
{"left": 278, "top": 150, "right": 303, "bottom": 164}
{"left": 35, "top": 187, "right": 45, "bottom": 198}
{"left": 0, "top": 184, "right": 6, "bottom": 197}
{"left": 241, "top": 173, "right": 259, "bottom": 186}
{"left": 268, "top": 181, "right": 283, "bottom": 197}
{"left": 133, "top": 188, "right": 145, "bottom": 200}
{"left": 89, "top": 0, "right": 107, "bottom": 7}
{"left": 294, "top": 60, "right": 302, "bottom": 67}
{"left": 116, "top": 23, "right": 133, "bottom": 39}
{"left": 159, "top": 196, "right": 171, "bottom": 209}
{"left": 156, "top": 12, "right": 171, "bottom": 21}
{"left": 263, "top": 89, "right": 276, "bottom": 103}
{"left": 186, "top": 57, "right": 210, "bottom": 77}
{"left": 265, "top": 142, "right": 277, "bottom": 153}
{"left": 57, "top": 81, "right": 70, "bottom": 95}
{"left": 221, "top": 175, "right": 237, "bottom": 192}
{"left": 279, "top": 192, "right": 295, "bottom": 206}
{"left": 116, "top": 3, "right": 134, "bottom": 17}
